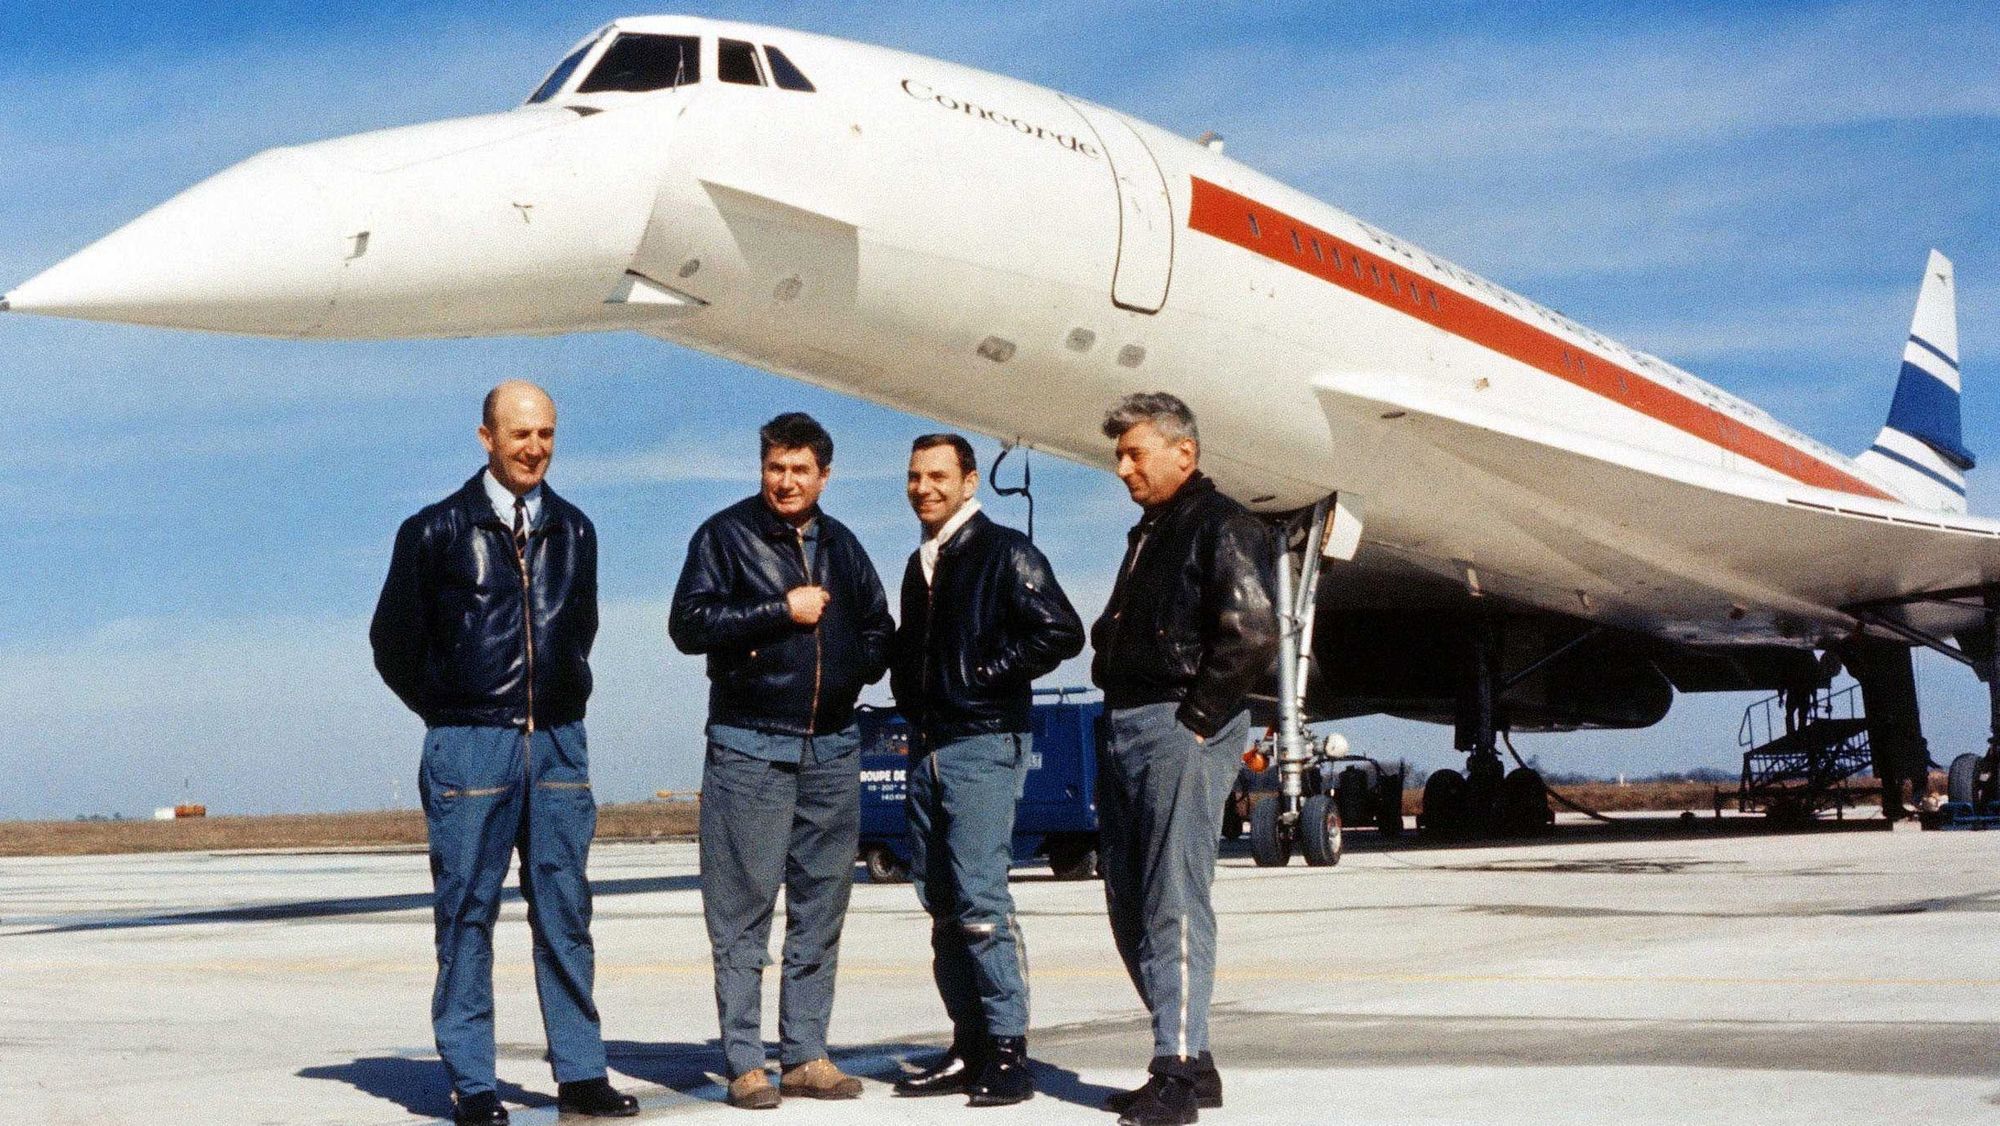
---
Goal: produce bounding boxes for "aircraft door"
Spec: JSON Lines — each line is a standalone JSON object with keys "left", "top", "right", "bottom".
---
{"left": 1061, "top": 97, "right": 1174, "bottom": 314}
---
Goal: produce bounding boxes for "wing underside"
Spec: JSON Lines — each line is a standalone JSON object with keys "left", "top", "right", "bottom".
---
{"left": 1315, "top": 372, "right": 2000, "bottom": 647}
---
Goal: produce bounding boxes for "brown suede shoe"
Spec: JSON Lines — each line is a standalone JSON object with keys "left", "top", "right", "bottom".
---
{"left": 727, "top": 1069, "right": 780, "bottom": 1110}
{"left": 779, "top": 1058, "right": 863, "bottom": 1099}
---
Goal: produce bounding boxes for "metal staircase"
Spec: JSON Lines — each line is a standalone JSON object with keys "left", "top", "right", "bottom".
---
{"left": 1735, "top": 685, "right": 1875, "bottom": 820}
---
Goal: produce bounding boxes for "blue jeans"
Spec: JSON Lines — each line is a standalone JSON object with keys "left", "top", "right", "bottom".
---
{"left": 698, "top": 729, "right": 860, "bottom": 1078}
{"left": 1098, "top": 704, "right": 1248, "bottom": 1062}
{"left": 906, "top": 732, "right": 1032, "bottom": 1040}
{"left": 419, "top": 722, "right": 604, "bottom": 1099}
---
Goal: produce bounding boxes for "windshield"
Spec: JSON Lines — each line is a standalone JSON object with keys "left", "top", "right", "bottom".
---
{"left": 576, "top": 33, "right": 702, "bottom": 94}
{"left": 526, "top": 38, "right": 598, "bottom": 104}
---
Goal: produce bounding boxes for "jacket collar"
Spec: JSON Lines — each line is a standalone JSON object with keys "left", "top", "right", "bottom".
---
{"left": 936, "top": 508, "right": 990, "bottom": 559}
{"left": 1140, "top": 470, "right": 1216, "bottom": 526}
{"left": 742, "top": 493, "right": 824, "bottom": 541}
{"left": 453, "top": 470, "right": 571, "bottom": 531}
{"left": 928, "top": 502, "right": 984, "bottom": 556}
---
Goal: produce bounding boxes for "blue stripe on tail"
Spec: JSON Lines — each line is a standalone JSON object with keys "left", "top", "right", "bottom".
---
{"left": 1909, "top": 333, "right": 1960, "bottom": 373}
{"left": 1866, "top": 443, "right": 1968, "bottom": 496}
{"left": 1885, "top": 356, "right": 1975, "bottom": 470}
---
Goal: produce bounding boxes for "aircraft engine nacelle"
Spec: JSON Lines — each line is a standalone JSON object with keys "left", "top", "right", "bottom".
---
{"left": 1303, "top": 610, "right": 1676, "bottom": 732}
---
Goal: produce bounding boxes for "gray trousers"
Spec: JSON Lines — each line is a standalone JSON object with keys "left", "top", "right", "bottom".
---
{"left": 906, "top": 732, "right": 1032, "bottom": 1040}
{"left": 698, "top": 738, "right": 860, "bottom": 1078}
{"left": 1098, "top": 703, "right": 1249, "bottom": 1061}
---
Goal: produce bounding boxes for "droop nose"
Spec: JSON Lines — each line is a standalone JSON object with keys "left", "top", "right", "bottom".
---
{"left": 6, "top": 106, "right": 688, "bottom": 340}
{"left": 4, "top": 148, "right": 348, "bottom": 336}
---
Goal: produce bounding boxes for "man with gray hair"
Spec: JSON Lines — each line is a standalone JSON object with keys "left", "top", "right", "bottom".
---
{"left": 1090, "top": 391, "right": 1277, "bottom": 1126}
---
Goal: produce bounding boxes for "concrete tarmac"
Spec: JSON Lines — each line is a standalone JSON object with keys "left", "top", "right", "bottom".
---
{"left": 3, "top": 814, "right": 1997, "bottom": 1124}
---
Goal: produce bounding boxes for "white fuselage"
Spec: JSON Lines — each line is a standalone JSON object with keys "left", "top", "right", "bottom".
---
{"left": 9, "top": 16, "right": 1992, "bottom": 652}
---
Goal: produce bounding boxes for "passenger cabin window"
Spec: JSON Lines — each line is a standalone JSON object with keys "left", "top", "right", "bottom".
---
{"left": 576, "top": 33, "right": 701, "bottom": 93}
{"left": 765, "top": 46, "right": 816, "bottom": 91}
{"left": 527, "top": 40, "right": 596, "bottom": 103}
{"left": 719, "top": 38, "right": 764, "bottom": 85}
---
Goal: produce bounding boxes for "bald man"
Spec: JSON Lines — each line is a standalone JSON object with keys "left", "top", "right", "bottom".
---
{"left": 371, "top": 382, "right": 636, "bottom": 1125}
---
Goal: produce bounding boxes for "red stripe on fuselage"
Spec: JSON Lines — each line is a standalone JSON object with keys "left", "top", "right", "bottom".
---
{"left": 1186, "top": 178, "right": 1895, "bottom": 501}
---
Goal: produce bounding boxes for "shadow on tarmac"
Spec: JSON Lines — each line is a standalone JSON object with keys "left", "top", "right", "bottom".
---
{"left": 12, "top": 873, "right": 705, "bottom": 935}
{"left": 296, "top": 1055, "right": 547, "bottom": 1118}
{"left": 603, "top": 1037, "right": 1120, "bottom": 1112}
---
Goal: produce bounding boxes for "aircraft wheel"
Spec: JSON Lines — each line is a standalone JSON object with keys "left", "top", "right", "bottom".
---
{"left": 1300, "top": 794, "right": 1343, "bottom": 867}
{"left": 1947, "top": 752, "right": 1982, "bottom": 805}
{"left": 1419, "top": 768, "right": 1468, "bottom": 839}
{"left": 1501, "top": 768, "right": 1555, "bottom": 836}
{"left": 862, "top": 845, "right": 908, "bottom": 884}
{"left": 1375, "top": 772, "right": 1406, "bottom": 838}
{"left": 1250, "top": 797, "right": 1291, "bottom": 867}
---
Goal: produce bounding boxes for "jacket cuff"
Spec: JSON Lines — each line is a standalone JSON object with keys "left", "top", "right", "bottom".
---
{"left": 755, "top": 598, "right": 794, "bottom": 631}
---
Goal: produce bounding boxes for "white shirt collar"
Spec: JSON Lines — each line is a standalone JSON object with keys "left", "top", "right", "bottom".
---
{"left": 482, "top": 469, "right": 544, "bottom": 528}
{"left": 919, "top": 498, "right": 980, "bottom": 585}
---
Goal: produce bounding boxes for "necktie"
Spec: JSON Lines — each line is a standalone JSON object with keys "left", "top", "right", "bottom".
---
{"left": 512, "top": 496, "right": 528, "bottom": 555}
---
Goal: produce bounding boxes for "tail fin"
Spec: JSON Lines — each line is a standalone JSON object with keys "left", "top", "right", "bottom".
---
{"left": 1855, "top": 249, "right": 1971, "bottom": 513}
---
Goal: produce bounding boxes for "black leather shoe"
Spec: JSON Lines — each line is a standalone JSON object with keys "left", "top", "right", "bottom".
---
{"left": 1104, "top": 1052, "right": 1221, "bottom": 1111}
{"left": 557, "top": 1077, "right": 640, "bottom": 1117}
{"left": 895, "top": 1039, "right": 984, "bottom": 1097}
{"left": 966, "top": 1034, "right": 1033, "bottom": 1106}
{"left": 1115, "top": 1073, "right": 1198, "bottom": 1126}
{"left": 453, "top": 1091, "right": 510, "bottom": 1126}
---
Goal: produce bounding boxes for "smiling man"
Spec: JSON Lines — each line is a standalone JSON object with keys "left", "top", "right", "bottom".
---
{"left": 669, "top": 411, "right": 895, "bottom": 1109}
{"left": 369, "top": 380, "right": 635, "bottom": 1125}
{"left": 889, "top": 434, "right": 1082, "bottom": 1106}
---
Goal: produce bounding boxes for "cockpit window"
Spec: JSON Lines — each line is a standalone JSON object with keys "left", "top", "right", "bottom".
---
{"left": 526, "top": 40, "right": 595, "bottom": 104}
{"left": 764, "top": 46, "right": 816, "bottom": 92}
{"left": 576, "top": 33, "right": 701, "bottom": 94}
{"left": 718, "top": 39, "right": 764, "bottom": 86}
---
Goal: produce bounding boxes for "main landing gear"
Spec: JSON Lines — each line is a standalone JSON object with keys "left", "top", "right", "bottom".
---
{"left": 1417, "top": 618, "right": 1554, "bottom": 840}
{"left": 1938, "top": 606, "right": 2000, "bottom": 815}
{"left": 1843, "top": 583, "right": 2000, "bottom": 823}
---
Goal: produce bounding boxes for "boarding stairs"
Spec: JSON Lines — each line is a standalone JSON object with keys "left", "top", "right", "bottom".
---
{"left": 1735, "top": 685, "right": 1875, "bottom": 820}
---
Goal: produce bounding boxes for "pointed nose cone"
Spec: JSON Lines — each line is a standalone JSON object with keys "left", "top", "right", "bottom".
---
{"left": 5, "top": 149, "right": 348, "bottom": 336}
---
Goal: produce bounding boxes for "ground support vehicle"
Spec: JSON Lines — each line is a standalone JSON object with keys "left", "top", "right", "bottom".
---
{"left": 855, "top": 689, "right": 1103, "bottom": 882}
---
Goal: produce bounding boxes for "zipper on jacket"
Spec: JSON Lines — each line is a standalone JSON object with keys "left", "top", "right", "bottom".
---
{"left": 798, "top": 528, "right": 821, "bottom": 736}
{"left": 1105, "top": 527, "right": 1149, "bottom": 671}
{"left": 515, "top": 520, "right": 537, "bottom": 755}
{"left": 918, "top": 572, "right": 938, "bottom": 745}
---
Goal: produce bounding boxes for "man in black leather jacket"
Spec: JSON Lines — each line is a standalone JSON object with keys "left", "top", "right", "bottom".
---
{"left": 888, "top": 434, "right": 1083, "bottom": 1106}
{"left": 668, "top": 412, "right": 894, "bottom": 1108}
{"left": 369, "top": 381, "right": 636, "bottom": 1126}
{"left": 1090, "top": 392, "right": 1278, "bottom": 1126}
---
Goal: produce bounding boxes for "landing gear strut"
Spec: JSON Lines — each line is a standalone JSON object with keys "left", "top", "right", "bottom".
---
{"left": 1246, "top": 496, "right": 1404, "bottom": 865}
{"left": 1250, "top": 500, "right": 1339, "bottom": 867}
{"left": 1419, "top": 617, "right": 1553, "bottom": 839}
{"left": 1841, "top": 583, "right": 2000, "bottom": 822}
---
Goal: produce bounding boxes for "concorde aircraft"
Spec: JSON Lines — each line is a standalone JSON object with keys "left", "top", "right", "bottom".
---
{"left": 7, "top": 16, "right": 1995, "bottom": 847}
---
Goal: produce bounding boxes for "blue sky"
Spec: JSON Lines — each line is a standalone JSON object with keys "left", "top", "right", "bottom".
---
{"left": 2, "top": 2, "right": 1996, "bottom": 820}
